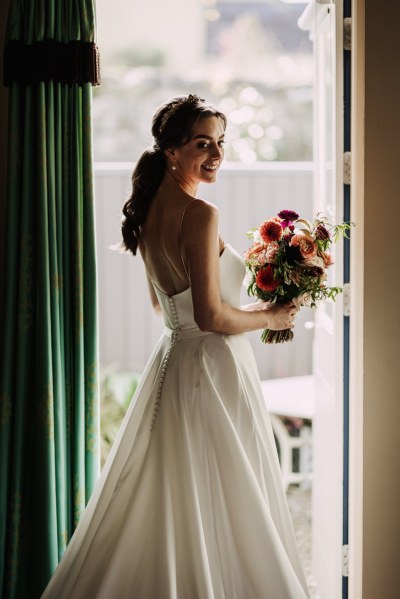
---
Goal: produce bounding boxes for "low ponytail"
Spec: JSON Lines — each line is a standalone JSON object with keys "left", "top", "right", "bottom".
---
{"left": 121, "top": 148, "right": 166, "bottom": 255}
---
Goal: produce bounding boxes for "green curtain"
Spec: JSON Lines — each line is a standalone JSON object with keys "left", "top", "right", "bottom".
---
{"left": 0, "top": 2, "right": 100, "bottom": 597}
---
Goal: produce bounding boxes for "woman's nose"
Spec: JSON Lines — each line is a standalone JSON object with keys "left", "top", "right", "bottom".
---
{"left": 210, "top": 144, "right": 222, "bottom": 159}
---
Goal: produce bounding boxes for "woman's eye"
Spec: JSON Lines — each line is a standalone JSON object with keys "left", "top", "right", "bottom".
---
{"left": 196, "top": 140, "right": 225, "bottom": 150}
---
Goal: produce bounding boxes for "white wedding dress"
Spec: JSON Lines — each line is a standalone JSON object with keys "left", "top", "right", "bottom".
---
{"left": 42, "top": 244, "right": 310, "bottom": 599}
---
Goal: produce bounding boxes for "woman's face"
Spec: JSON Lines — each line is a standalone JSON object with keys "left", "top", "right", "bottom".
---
{"left": 167, "top": 116, "right": 225, "bottom": 193}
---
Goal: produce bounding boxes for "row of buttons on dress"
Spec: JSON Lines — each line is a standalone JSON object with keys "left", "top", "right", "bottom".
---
{"left": 150, "top": 297, "right": 181, "bottom": 431}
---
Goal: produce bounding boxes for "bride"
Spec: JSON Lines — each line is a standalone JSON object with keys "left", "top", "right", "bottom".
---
{"left": 42, "top": 94, "right": 309, "bottom": 598}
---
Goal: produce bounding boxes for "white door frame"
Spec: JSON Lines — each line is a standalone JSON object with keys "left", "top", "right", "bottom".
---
{"left": 300, "top": 2, "right": 345, "bottom": 597}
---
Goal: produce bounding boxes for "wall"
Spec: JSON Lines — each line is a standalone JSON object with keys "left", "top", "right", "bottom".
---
{"left": 351, "top": 0, "right": 400, "bottom": 596}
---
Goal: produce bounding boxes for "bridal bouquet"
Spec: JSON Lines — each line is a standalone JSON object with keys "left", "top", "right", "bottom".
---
{"left": 244, "top": 209, "right": 352, "bottom": 343}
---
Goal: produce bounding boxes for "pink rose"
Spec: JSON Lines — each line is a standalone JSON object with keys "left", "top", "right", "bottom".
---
{"left": 321, "top": 251, "right": 334, "bottom": 267}
{"left": 265, "top": 241, "right": 279, "bottom": 263}
{"left": 245, "top": 241, "right": 280, "bottom": 266}
{"left": 244, "top": 242, "right": 266, "bottom": 261}
{"left": 304, "top": 254, "right": 324, "bottom": 269}
{"left": 255, "top": 250, "right": 269, "bottom": 266}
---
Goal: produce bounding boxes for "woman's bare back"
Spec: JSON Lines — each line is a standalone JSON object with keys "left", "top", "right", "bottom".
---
{"left": 139, "top": 183, "right": 223, "bottom": 297}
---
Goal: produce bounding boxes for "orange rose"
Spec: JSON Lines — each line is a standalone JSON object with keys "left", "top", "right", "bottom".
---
{"left": 290, "top": 233, "right": 317, "bottom": 258}
{"left": 289, "top": 233, "right": 303, "bottom": 247}
{"left": 298, "top": 236, "right": 317, "bottom": 259}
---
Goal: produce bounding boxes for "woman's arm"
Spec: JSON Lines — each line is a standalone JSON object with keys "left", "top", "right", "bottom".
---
{"left": 182, "top": 201, "right": 297, "bottom": 335}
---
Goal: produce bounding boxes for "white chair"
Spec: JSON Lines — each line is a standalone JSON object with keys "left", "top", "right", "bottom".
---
{"left": 261, "top": 375, "right": 315, "bottom": 491}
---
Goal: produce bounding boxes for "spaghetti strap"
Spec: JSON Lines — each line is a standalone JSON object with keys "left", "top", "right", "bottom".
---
{"left": 178, "top": 199, "right": 197, "bottom": 280}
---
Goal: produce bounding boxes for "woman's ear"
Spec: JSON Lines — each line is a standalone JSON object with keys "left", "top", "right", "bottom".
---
{"left": 164, "top": 147, "right": 177, "bottom": 165}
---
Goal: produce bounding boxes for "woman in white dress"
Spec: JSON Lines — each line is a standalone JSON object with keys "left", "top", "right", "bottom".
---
{"left": 42, "top": 94, "right": 309, "bottom": 598}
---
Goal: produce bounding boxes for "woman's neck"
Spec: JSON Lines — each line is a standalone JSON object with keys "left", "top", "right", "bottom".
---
{"left": 162, "top": 168, "right": 198, "bottom": 197}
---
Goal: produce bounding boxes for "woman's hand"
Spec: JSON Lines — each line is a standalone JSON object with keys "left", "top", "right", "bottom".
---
{"left": 264, "top": 302, "right": 299, "bottom": 331}
{"left": 241, "top": 300, "right": 299, "bottom": 330}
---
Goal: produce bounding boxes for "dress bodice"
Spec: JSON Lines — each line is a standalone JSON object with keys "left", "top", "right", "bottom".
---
{"left": 153, "top": 244, "right": 246, "bottom": 332}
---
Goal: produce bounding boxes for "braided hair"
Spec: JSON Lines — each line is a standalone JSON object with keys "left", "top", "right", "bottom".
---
{"left": 121, "top": 94, "right": 227, "bottom": 255}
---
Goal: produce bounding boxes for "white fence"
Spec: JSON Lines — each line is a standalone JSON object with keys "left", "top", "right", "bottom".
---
{"left": 94, "top": 162, "right": 314, "bottom": 380}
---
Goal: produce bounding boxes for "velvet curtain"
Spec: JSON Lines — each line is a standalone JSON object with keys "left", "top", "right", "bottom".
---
{"left": 0, "top": 1, "right": 100, "bottom": 597}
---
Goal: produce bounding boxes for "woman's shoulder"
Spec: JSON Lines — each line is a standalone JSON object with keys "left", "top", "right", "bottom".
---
{"left": 180, "top": 198, "right": 220, "bottom": 246}
{"left": 184, "top": 197, "right": 219, "bottom": 221}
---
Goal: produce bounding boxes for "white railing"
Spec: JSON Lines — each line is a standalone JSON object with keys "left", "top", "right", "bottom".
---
{"left": 94, "top": 162, "right": 314, "bottom": 380}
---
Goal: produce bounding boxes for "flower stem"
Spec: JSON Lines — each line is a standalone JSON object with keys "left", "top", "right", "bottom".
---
{"left": 261, "top": 328, "right": 294, "bottom": 344}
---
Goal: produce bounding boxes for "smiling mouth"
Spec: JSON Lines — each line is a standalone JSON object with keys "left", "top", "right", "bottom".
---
{"left": 202, "top": 165, "right": 218, "bottom": 171}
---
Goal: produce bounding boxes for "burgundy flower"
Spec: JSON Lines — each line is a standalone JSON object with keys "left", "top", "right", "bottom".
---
{"left": 315, "top": 223, "right": 331, "bottom": 241}
{"left": 277, "top": 209, "right": 299, "bottom": 229}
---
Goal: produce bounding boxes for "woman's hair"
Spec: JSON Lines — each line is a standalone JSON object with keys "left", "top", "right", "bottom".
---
{"left": 121, "top": 94, "right": 227, "bottom": 255}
